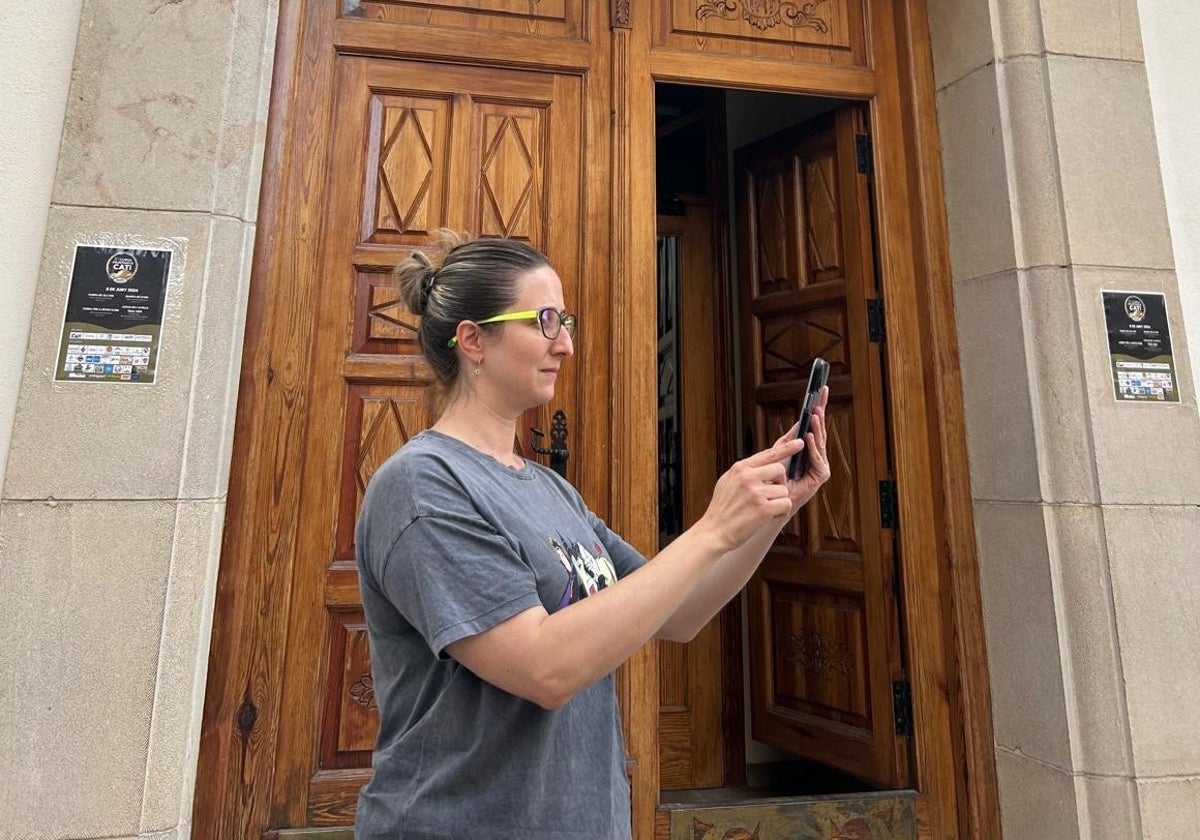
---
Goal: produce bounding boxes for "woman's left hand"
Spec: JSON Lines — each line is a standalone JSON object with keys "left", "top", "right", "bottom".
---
{"left": 771, "top": 385, "right": 832, "bottom": 515}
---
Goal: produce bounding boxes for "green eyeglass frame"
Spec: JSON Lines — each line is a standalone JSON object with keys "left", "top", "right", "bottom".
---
{"left": 447, "top": 307, "right": 577, "bottom": 348}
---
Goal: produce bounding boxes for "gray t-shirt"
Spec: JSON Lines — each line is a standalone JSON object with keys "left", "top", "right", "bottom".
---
{"left": 354, "top": 430, "right": 647, "bottom": 840}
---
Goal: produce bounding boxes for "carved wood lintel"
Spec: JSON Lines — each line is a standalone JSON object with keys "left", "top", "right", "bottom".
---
{"left": 696, "top": 0, "right": 830, "bottom": 34}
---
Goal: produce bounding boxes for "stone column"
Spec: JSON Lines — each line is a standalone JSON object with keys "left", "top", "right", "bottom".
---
{"left": 927, "top": 0, "right": 1200, "bottom": 837}
{"left": 0, "top": 2, "right": 276, "bottom": 839}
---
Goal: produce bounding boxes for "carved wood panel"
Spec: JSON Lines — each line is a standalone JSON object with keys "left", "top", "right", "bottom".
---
{"left": 352, "top": 271, "right": 422, "bottom": 354}
{"left": 814, "top": 401, "right": 858, "bottom": 552}
{"left": 769, "top": 587, "right": 869, "bottom": 728}
{"left": 804, "top": 151, "right": 842, "bottom": 281}
{"left": 654, "top": 0, "right": 868, "bottom": 66}
{"left": 319, "top": 612, "right": 380, "bottom": 770}
{"left": 473, "top": 106, "right": 547, "bottom": 241}
{"left": 758, "top": 306, "right": 847, "bottom": 385}
{"left": 348, "top": 0, "right": 581, "bottom": 40}
{"left": 335, "top": 383, "right": 434, "bottom": 563}
{"left": 363, "top": 94, "right": 451, "bottom": 245}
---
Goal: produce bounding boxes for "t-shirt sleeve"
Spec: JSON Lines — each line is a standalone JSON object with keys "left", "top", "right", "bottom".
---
{"left": 378, "top": 512, "right": 544, "bottom": 658}
{"left": 586, "top": 509, "right": 648, "bottom": 578}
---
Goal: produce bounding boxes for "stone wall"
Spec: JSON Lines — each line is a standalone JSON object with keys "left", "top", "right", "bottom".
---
{"left": 926, "top": 0, "right": 1200, "bottom": 836}
{"left": 0, "top": 2, "right": 277, "bottom": 838}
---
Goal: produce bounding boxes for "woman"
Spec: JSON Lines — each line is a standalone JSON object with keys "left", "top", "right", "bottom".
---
{"left": 355, "top": 231, "right": 830, "bottom": 839}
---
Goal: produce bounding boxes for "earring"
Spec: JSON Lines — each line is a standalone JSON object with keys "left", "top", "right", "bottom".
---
{"left": 473, "top": 362, "right": 482, "bottom": 376}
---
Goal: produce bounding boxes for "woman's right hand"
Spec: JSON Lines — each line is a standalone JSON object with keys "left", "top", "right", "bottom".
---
{"left": 696, "top": 436, "right": 806, "bottom": 553}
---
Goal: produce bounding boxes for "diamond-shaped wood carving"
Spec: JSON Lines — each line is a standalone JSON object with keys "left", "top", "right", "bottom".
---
{"left": 354, "top": 273, "right": 421, "bottom": 355}
{"left": 754, "top": 168, "right": 794, "bottom": 294}
{"left": 355, "top": 396, "right": 425, "bottom": 501}
{"left": 336, "top": 386, "right": 432, "bottom": 563}
{"left": 805, "top": 152, "right": 840, "bottom": 276}
{"left": 763, "top": 402, "right": 807, "bottom": 542}
{"left": 759, "top": 309, "right": 846, "bottom": 384}
{"left": 368, "top": 283, "right": 419, "bottom": 342}
{"left": 481, "top": 114, "right": 536, "bottom": 239}
{"left": 818, "top": 405, "right": 858, "bottom": 549}
{"left": 377, "top": 106, "right": 435, "bottom": 235}
{"left": 364, "top": 93, "right": 449, "bottom": 244}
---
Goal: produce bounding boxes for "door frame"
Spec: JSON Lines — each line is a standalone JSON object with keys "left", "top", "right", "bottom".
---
{"left": 196, "top": 1, "right": 999, "bottom": 838}
{"left": 611, "top": 3, "right": 998, "bottom": 839}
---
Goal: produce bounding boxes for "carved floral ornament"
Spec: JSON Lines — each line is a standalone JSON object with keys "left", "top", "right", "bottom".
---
{"left": 782, "top": 629, "right": 853, "bottom": 676}
{"left": 350, "top": 672, "right": 378, "bottom": 711}
{"left": 612, "top": 0, "right": 630, "bottom": 27}
{"left": 697, "top": 0, "right": 831, "bottom": 33}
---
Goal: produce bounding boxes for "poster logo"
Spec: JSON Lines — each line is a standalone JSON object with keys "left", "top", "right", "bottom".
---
{"left": 106, "top": 252, "right": 138, "bottom": 283}
{"left": 1124, "top": 295, "right": 1146, "bottom": 322}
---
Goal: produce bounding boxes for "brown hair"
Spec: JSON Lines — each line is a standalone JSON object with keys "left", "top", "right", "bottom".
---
{"left": 396, "top": 230, "right": 550, "bottom": 389}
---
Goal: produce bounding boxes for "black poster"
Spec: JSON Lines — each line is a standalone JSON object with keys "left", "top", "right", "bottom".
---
{"left": 54, "top": 244, "right": 172, "bottom": 384}
{"left": 1102, "top": 290, "right": 1179, "bottom": 403}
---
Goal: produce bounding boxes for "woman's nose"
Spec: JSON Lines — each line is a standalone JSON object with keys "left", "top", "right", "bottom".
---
{"left": 552, "top": 327, "right": 574, "bottom": 357}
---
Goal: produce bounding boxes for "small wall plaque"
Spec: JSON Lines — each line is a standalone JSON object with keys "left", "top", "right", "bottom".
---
{"left": 54, "top": 244, "right": 171, "bottom": 384}
{"left": 1102, "top": 290, "right": 1180, "bottom": 404}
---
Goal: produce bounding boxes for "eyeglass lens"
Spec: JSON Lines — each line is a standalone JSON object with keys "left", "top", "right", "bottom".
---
{"left": 537, "top": 308, "right": 577, "bottom": 340}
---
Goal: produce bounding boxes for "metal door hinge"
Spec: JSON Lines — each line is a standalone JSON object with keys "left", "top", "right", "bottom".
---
{"left": 855, "top": 132, "right": 873, "bottom": 174}
{"left": 893, "top": 680, "right": 913, "bottom": 737}
{"left": 867, "top": 298, "right": 885, "bottom": 343}
{"left": 879, "top": 479, "right": 899, "bottom": 530}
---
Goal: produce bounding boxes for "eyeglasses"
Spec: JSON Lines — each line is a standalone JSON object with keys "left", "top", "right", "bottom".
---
{"left": 447, "top": 307, "right": 577, "bottom": 348}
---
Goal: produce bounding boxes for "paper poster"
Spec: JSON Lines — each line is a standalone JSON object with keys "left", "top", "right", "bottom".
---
{"left": 1102, "top": 290, "right": 1179, "bottom": 403}
{"left": 54, "top": 244, "right": 171, "bottom": 384}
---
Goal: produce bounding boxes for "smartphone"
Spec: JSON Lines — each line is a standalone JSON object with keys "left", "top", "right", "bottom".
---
{"left": 786, "top": 357, "right": 830, "bottom": 480}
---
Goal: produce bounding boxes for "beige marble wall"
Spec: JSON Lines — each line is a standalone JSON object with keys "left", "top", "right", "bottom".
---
{"left": 0, "top": 2, "right": 277, "bottom": 839}
{"left": 927, "top": 0, "right": 1200, "bottom": 836}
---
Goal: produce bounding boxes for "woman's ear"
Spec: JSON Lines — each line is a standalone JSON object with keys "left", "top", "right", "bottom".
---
{"left": 453, "top": 320, "right": 485, "bottom": 361}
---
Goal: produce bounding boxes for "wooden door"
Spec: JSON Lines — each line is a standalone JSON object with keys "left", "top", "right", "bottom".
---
{"left": 269, "top": 56, "right": 587, "bottom": 826}
{"left": 193, "top": 2, "right": 610, "bottom": 835}
{"left": 736, "top": 106, "right": 909, "bottom": 788}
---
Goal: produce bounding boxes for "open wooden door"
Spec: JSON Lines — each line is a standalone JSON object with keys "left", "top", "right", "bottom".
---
{"left": 736, "top": 106, "right": 910, "bottom": 789}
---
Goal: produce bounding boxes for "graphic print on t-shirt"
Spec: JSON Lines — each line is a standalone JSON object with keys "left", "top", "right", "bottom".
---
{"left": 548, "top": 534, "right": 618, "bottom": 609}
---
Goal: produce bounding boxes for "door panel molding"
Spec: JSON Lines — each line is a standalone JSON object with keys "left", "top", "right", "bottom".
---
{"left": 609, "top": 17, "right": 660, "bottom": 840}
{"left": 651, "top": 49, "right": 876, "bottom": 97}
{"left": 332, "top": 15, "right": 594, "bottom": 70}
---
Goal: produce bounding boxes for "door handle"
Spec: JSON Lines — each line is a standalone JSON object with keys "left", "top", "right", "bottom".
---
{"left": 531, "top": 409, "right": 569, "bottom": 478}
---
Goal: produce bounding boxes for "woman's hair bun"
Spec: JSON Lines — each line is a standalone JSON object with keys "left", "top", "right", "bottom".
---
{"left": 395, "top": 229, "right": 470, "bottom": 316}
